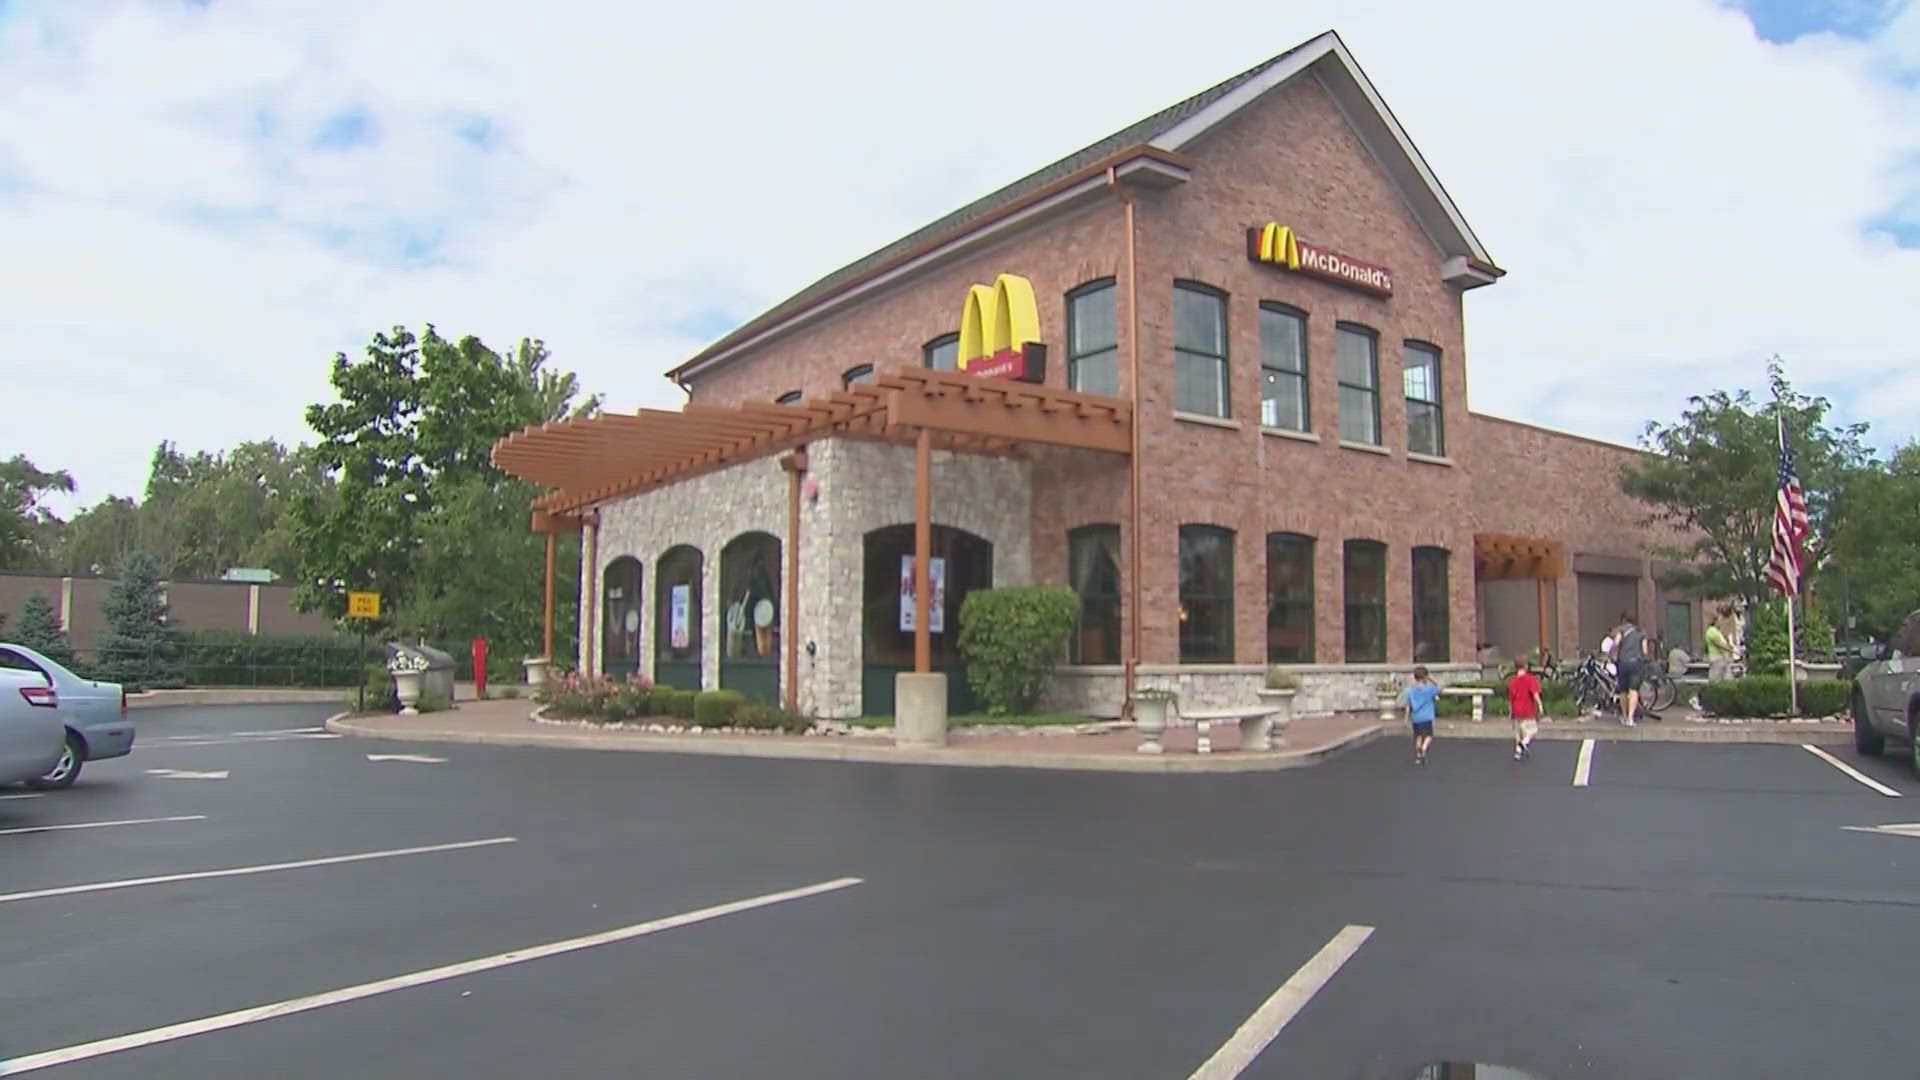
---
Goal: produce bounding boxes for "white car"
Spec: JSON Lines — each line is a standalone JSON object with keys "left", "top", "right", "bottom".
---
{"left": 0, "top": 643, "right": 132, "bottom": 789}
{"left": 1852, "top": 610, "right": 1920, "bottom": 775}
{"left": 0, "top": 664, "right": 66, "bottom": 786}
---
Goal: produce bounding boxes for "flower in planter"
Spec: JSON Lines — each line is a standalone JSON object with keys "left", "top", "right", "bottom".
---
{"left": 387, "top": 652, "right": 432, "bottom": 675}
{"left": 1264, "top": 667, "right": 1302, "bottom": 691}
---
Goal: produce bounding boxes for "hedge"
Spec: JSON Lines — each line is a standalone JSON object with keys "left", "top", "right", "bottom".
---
{"left": 182, "top": 630, "right": 379, "bottom": 688}
{"left": 695, "top": 689, "right": 746, "bottom": 725}
{"left": 1433, "top": 679, "right": 1577, "bottom": 719}
{"left": 669, "top": 690, "right": 699, "bottom": 719}
{"left": 1700, "top": 676, "right": 1850, "bottom": 718}
{"left": 956, "top": 585, "right": 1081, "bottom": 716}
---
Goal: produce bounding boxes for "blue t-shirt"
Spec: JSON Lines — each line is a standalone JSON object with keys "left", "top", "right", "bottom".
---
{"left": 1403, "top": 682, "right": 1441, "bottom": 723}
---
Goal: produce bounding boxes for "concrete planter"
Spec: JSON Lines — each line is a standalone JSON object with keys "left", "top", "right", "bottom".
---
{"left": 1132, "top": 694, "right": 1171, "bottom": 754}
{"left": 394, "top": 671, "right": 424, "bottom": 716}
{"left": 1255, "top": 688, "right": 1298, "bottom": 744}
{"left": 524, "top": 657, "right": 551, "bottom": 689}
{"left": 1375, "top": 692, "right": 1398, "bottom": 723}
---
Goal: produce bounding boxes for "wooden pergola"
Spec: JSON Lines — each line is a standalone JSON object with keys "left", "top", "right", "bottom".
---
{"left": 1473, "top": 532, "right": 1568, "bottom": 656}
{"left": 493, "top": 367, "right": 1134, "bottom": 706}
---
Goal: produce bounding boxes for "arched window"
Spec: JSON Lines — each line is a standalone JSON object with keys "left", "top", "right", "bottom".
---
{"left": 1173, "top": 281, "right": 1229, "bottom": 418}
{"left": 1412, "top": 545, "right": 1450, "bottom": 662}
{"left": 842, "top": 364, "right": 875, "bottom": 387}
{"left": 1179, "top": 524, "right": 1235, "bottom": 662}
{"left": 719, "top": 532, "right": 782, "bottom": 703}
{"left": 1336, "top": 323, "right": 1381, "bottom": 446}
{"left": 1266, "top": 533, "right": 1314, "bottom": 663}
{"left": 654, "top": 545, "right": 703, "bottom": 689}
{"left": 1259, "top": 303, "right": 1309, "bottom": 432}
{"left": 1068, "top": 524, "right": 1122, "bottom": 664}
{"left": 775, "top": 389, "right": 803, "bottom": 405}
{"left": 601, "top": 556, "right": 644, "bottom": 678}
{"left": 923, "top": 333, "right": 959, "bottom": 372}
{"left": 1404, "top": 341, "right": 1444, "bottom": 456}
{"left": 1067, "top": 279, "right": 1119, "bottom": 396}
{"left": 1343, "top": 539, "right": 1387, "bottom": 662}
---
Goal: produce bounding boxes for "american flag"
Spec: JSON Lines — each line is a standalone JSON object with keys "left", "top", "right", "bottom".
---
{"left": 1766, "top": 416, "right": 1809, "bottom": 597}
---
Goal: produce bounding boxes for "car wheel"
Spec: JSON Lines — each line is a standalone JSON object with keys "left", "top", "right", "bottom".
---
{"left": 26, "top": 733, "right": 84, "bottom": 791}
{"left": 1854, "top": 692, "right": 1884, "bottom": 757}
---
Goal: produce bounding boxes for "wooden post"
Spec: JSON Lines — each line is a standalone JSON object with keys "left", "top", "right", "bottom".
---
{"left": 543, "top": 530, "right": 556, "bottom": 661}
{"left": 914, "top": 427, "right": 932, "bottom": 674}
{"left": 1536, "top": 576, "right": 1550, "bottom": 657}
{"left": 785, "top": 448, "right": 805, "bottom": 712}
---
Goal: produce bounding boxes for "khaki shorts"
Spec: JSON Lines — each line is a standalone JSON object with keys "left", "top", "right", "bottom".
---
{"left": 1513, "top": 718, "right": 1539, "bottom": 740}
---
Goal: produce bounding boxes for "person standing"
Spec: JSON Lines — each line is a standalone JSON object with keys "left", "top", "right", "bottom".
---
{"left": 1509, "top": 657, "right": 1544, "bottom": 760}
{"left": 1608, "top": 611, "right": 1651, "bottom": 727}
{"left": 1705, "top": 613, "right": 1737, "bottom": 683}
{"left": 1404, "top": 665, "right": 1442, "bottom": 765}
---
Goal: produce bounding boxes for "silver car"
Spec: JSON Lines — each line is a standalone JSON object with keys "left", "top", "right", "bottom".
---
{"left": 0, "top": 643, "right": 132, "bottom": 789}
{"left": 1853, "top": 610, "right": 1920, "bottom": 775}
{"left": 0, "top": 665, "right": 66, "bottom": 785}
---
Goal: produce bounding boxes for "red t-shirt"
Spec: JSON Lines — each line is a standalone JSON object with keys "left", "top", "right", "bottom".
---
{"left": 1508, "top": 671, "right": 1541, "bottom": 719}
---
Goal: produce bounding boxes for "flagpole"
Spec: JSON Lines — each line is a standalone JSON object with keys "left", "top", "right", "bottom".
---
{"left": 1785, "top": 590, "right": 1800, "bottom": 716}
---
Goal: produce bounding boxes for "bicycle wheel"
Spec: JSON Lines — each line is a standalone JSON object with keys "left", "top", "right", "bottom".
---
{"left": 1645, "top": 673, "right": 1677, "bottom": 713}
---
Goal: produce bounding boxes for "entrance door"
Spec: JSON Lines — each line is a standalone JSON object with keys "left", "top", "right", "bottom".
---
{"left": 718, "top": 532, "right": 781, "bottom": 705}
{"left": 860, "top": 524, "right": 992, "bottom": 717}
{"left": 654, "top": 545, "right": 703, "bottom": 690}
{"left": 601, "top": 557, "right": 643, "bottom": 678}
{"left": 1577, "top": 573, "right": 1638, "bottom": 653}
{"left": 1665, "top": 600, "right": 1694, "bottom": 656}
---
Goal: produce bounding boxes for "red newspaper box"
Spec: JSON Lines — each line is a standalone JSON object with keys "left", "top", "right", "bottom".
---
{"left": 471, "top": 639, "right": 488, "bottom": 699}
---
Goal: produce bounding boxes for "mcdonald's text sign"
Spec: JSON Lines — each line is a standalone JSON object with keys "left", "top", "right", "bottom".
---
{"left": 957, "top": 273, "right": 1048, "bottom": 383}
{"left": 1247, "top": 223, "right": 1393, "bottom": 297}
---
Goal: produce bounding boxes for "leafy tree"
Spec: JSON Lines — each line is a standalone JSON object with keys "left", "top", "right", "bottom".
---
{"left": 92, "top": 551, "right": 186, "bottom": 691}
{"left": 12, "top": 593, "right": 74, "bottom": 667}
{"left": 1827, "top": 441, "right": 1920, "bottom": 642}
{"left": 0, "top": 455, "right": 76, "bottom": 571}
{"left": 1621, "top": 361, "right": 1873, "bottom": 612}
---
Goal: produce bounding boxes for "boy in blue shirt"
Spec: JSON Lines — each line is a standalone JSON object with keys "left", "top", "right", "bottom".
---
{"left": 1403, "top": 665, "right": 1441, "bottom": 765}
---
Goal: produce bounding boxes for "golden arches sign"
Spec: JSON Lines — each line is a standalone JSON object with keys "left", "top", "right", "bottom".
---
{"left": 956, "top": 273, "right": 1046, "bottom": 382}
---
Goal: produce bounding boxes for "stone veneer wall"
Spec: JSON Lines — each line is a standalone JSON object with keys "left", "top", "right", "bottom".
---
{"left": 577, "top": 437, "right": 1032, "bottom": 719}
{"left": 1043, "top": 663, "right": 1481, "bottom": 719}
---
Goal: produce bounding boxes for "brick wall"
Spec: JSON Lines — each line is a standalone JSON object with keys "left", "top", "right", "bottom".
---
{"left": 0, "top": 574, "right": 334, "bottom": 653}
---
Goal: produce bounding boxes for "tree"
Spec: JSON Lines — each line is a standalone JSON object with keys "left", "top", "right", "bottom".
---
{"left": 1620, "top": 360, "right": 1873, "bottom": 613}
{"left": 0, "top": 455, "right": 76, "bottom": 571}
{"left": 1827, "top": 441, "right": 1920, "bottom": 642}
{"left": 92, "top": 551, "right": 186, "bottom": 691}
{"left": 291, "top": 325, "right": 600, "bottom": 642}
{"left": 12, "top": 593, "right": 74, "bottom": 668}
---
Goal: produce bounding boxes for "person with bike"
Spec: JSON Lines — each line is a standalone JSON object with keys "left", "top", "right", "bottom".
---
{"left": 1607, "top": 610, "right": 1652, "bottom": 727}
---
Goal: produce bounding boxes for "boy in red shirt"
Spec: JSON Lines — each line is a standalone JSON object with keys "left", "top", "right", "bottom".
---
{"left": 1509, "top": 656, "right": 1544, "bottom": 761}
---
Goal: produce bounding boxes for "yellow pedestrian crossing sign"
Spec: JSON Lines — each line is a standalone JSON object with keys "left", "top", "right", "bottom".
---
{"left": 347, "top": 591, "right": 381, "bottom": 619}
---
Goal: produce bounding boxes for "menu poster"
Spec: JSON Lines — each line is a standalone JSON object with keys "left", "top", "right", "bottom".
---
{"left": 898, "top": 556, "right": 947, "bottom": 633}
{"left": 669, "top": 584, "right": 691, "bottom": 650}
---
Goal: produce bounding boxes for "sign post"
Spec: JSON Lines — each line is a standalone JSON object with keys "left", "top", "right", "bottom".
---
{"left": 347, "top": 592, "right": 381, "bottom": 713}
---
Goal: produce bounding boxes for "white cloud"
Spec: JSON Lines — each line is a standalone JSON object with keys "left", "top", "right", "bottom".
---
{"left": 1, "top": 0, "right": 1916, "bottom": 517}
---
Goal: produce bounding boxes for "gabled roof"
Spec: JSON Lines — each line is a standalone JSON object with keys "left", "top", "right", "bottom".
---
{"left": 670, "top": 30, "right": 1501, "bottom": 384}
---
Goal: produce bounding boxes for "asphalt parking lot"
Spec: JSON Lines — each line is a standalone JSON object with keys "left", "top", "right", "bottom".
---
{"left": 5, "top": 706, "right": 1920, "bottom": 1079}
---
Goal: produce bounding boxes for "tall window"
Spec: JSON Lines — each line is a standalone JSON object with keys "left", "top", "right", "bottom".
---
{"left": 1266, "top": 532, "right": 1314, "bottom": 663}
{"left": 1343, "top": 539, "right": 1387, "bottom": 663}
{"left": 923, "top": 333, "right": 959, "bottom": 372}
{"left": 1173, "top": 282, "right": 1229, "bottom": 417}
{"left": 1412, "top": 546, "right": 1450, "bottom": 662}
{"left": 1067, "top": 280, "right": 1119, "bottom": 396}
{"left": 1068, "top": 524, "right": 1122, "bottom": 664}
{"left": 1336, "top": 324, "right": 1380, "bottom": 445}
{"left": 1404, "top": 342, "right": 1444, "bottom": 456}
{"left": 842, "top": 364, "right": 874, "bottom": 387}
{"left": 1179, "top": 525, "right": 1235, "bottom": 662}
{"left": 1259, "top": 303, "right": 1308, "bottom": 432}
{"left": 775, "top": 390, "right": 802, "bottom": 405}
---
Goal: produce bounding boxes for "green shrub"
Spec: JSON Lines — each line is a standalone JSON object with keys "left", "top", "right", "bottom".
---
{"left": 647, "top": 686, "right": 679, "bottom": 715}
{"left": 1264, "top": 667, "right": 1302, "bottom": 691}
{"left": 1747, "top": 599, "right": 1838, "bottom": 676}
{"left": 956, "top": 585, "right": 1080, "bottom": 716}
{"left": 736, "top": 702, "right": 814, "bottom": 734}
{"left": 180, "top": 629, "right": 377, "bottom": 688}
{"left": 359, "top": 664, "right": 397, "bottom": 713}
{"left": 695, "top": 689, "right": 746, "bottom": 725}
{"left": 501, "top": 686, "right": 521, "bottom": 700}
{"left": 670, "top": 690, "right": 699, "bottom": 719}
{"left": 418, "top": 688, "right": 452, "bottom": 713}
{"left": 1700, "top": 676, "right": 1850, "bottom": 717}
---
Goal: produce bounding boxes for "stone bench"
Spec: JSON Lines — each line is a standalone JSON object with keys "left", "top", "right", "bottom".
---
{"left": 1178, "top": 705, "right": 1283, "bottom": 753}
{"left": 1440, "top": 686, "right": 1496, "bottom": 722}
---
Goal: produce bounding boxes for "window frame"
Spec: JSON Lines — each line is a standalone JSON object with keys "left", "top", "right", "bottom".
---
{"left": 1067, "top": 523, "right": 1122, "bottom": 665}
{"left": 1258, "top": 301, "right": 1310, "bottom": 433}
{"left": 1343, "top": 538, "right": 1388, "bottom": 663}
{"left": 1265, "top": 531, "right": 1315, "bottom": 664}
{"left": 1066, "top": 278, "right": 1120, "bottom": 396}
{"left": 1178, "top": 524, "right": 1236, "bottom": 663}
{"left": 774, "top": 389, "right": 802, "bottom": 405}
{"left": 841, "top": 364, "right": 874, "bottom": 388}
{"left": 1335, "top": 322, "right": 1382, "bottom": 446}
{"left": 1403, "top": 340, "right": 1445, "bottom": 457}
{"left": 923, "top": 333, "right": 959, "bottom": 372}
{"left": 1172, "top": 280, "right": 1231, "bottom": 418}
{"left": 1411, "top": 545, "right": 1450, "bottom": 663}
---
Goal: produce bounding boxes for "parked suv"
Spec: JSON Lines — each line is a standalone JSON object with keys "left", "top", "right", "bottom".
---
{"left": 0, "top": 644, "right": 132, "bottom": 789}
{"left": 1853, "top": 610, "right": 1920, "bottom": 774}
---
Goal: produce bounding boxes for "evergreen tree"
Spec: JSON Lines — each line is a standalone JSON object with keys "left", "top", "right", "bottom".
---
{"left": 93, "top": 551, "right": 185, "bottom": 690}
{"left": 12, "top": 593, "right": 73, "bottom": 667}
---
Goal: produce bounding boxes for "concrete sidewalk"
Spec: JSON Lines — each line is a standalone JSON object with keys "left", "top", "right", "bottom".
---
{"left": 325, "top": 699, "right": 1384, "bottom": 773}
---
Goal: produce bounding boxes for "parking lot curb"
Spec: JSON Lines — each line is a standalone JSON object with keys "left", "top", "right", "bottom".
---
{"left": 322, "top": 712, "right": 1385, "bottom": 774}
{"left": 1429, "top": 719, "right": 1852, "bottom": 745}
{"left": 131, "top": 689, "right": 349, "bottom": 710}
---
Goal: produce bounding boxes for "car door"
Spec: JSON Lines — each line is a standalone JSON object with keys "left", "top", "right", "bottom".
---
{"left": 1872, "top": 614, "right": 1920, "bottom": 734}
{"left": 0, "top": 666, "right": 65, "bottom": 783}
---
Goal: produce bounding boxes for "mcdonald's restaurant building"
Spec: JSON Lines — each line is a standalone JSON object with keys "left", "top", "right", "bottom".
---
{"left": 495, "top": 30, "right": 1701, "bottom": 720}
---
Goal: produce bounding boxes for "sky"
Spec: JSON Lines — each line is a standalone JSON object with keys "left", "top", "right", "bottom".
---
{"left": 2, "top": 0, "right": 1917, "bottom": 517}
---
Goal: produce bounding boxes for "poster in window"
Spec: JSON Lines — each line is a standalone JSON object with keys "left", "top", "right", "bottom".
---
{"left": 669, "top": 584, "right": 691, "bottom": 650}
{"left": 898, "top": 556, "right": 947, "bottom": 633}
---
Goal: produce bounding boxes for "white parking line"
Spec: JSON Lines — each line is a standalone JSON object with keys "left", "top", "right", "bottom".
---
{"left": 1572, "top": 739, "right": 1596, "bottom": 787}
{"left": 0, "top": 836, "right": 517, "bottom": 905}
{"left": 155, "top": 727, "right": 327, "bottom": 741}
{"left": 149, "top": 734, "right": 342, "bottom": 747}
{"left": 1188, "top": 924, "right": 1374, "bottom": 1079}
{"left": 1803, "top": 744, "right": 1903, "bottom": 798}
{"left": 0, "top": 875, "right": 863, "bottom": 1076}
{"left": 0, "top": 793, "right": 44, "bottom": 801}
{"left": 0, "top": 815, "right": 205, "bottom": 838}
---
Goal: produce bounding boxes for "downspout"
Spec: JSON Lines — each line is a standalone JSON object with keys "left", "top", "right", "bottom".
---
{"left": 1108, "top": 166, "right": 1143, "bottom": 715}
{"left": 583, "top": 510, "right": 600, "bottom": 677}
{"left": 781, "top": 447, "right": 808, "bottom": 713}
